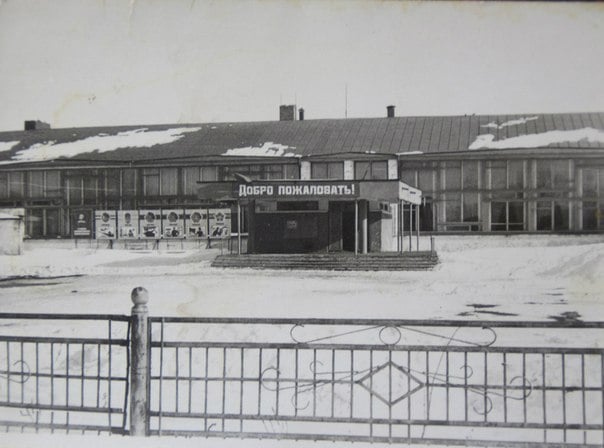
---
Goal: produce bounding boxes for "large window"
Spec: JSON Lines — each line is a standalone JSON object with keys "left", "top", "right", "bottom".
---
{"left": 535, "top": 160, "right": 570, "bottom": 231}
{"left": 311, "top": 162, "right": 344, "bottom": 180}
{"left": 8, "top": 172, "right": 24, "bottom": 198}
{"left": 27, "top": 171, "right": 62, "bottom": 199}
{"left": 355, "top": 161, "right": 388, "bottom": 180}
{"left": 581, "top": 167, "right": 604, "bottom": 230}
{"left": 487, "top": 160, "right": 526, "bottom": 231}
{"left": 491, "top": 201, "right": 524, "bottom": 231}
{"left": 443, "top": 161, "right": 480, "bottom": 230}
{"left": 219, "top": 164, "right": 299, "bottom": 181}
{"left": 143, "top": 168, "right": 178, "bottom": 196}
{"left": 400, "top": 161, "right": 436, "bottom": 231}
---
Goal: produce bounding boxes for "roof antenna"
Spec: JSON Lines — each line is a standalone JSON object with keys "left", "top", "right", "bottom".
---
{"left": 345, "top": 83, "right": 348, "bottom": 119}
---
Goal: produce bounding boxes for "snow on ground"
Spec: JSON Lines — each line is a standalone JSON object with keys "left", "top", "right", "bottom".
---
{"left": 0, "top": 235, "right": 602, "bottom": 322}
{"left": 0, "top": 127, "right": 201, "bottom": 164}
{"left": 468, "top": 127, "right": 604, "bottom": 150}
{"left": 0, "top": 235, "right": 603, "bottom": 448}
{"left": 222, "top": 142, "right": 301, "bottom": 158}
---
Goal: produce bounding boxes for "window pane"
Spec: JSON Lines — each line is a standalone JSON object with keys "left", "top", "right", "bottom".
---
{"left": 143, "top": 169, "right": 159, "bottom": 196}
{"left": 491, "top": 163, "right": 506, "bottom": 190}
{"left": 552, "top": 160, "right": 569, "bottom": 189}
{"left": 9, "top": 172, "right": 23, "bottom": 198}
{"left": 462, "top": 193, "right": 478, "bottom": 222}
{"left": 400, "top": 169, "right": 416, "bottom": 187}
{"left": 418, "top": 169, "right": 433, "bottom": 192}
{"left": 508, "top": 161, "right": 524, "bottom": 189}
{"left": 104, "top": 170, "right": 120, "bottom": 199}
{"left": 284, "top": 164, "right": 299, "bottom": 179}
{"left": 536, "top": 161, "right": 551, "bottom": 189}
{"left": 123, "top": 169, "right": 136, "bottom": 197}
{"left": 198, "top": 166, "right": 215, "bottom": 182}
{"left": 68, "top": 178, "right": 82, "bottom": 205}
{"left": 265, "top": 164, "right": 284, "bottom": 180}
{"left": 328, "top": 162, "right": 344, "bottom": 179}
{"left": 491, "top": 202, "right": 506, "bottom": 225}
{"left": 371, "top": 161, "right": 388, "bottom": 180}
{"left": 445, "top": 193, "right": 461, "bottom": 221}
{"left": 160, "top": 168, "right": 178, "bottom": 196}
{"left": 28, "top": 171, "right": 44, "bottom": 197}
{"left": 536, "top": 201, "right": 551, "bottom": 230}
{"left": 27, "top": 209, "right": 43, "bottom": 238}
{"left": 0, "top": 173, "right": 7, "bottom": 198}
{"left": 83, "top": 177, "right": 97, "bottom": 205}
{"left": 508, "top": 202, "right": 524, "bottom": 226}
{"left": 311, "top": 163, "right": 327, "bottom": 179}
{"left": 355, "top": 162, "right": 370, "bottom": 180}
{"left": 582, "top": 169, "right": 598, "bottom": 197}
{"left": 462, "top": 162, "right": 478, "bottom": 189}
{"left": 445, "top": 163, "right": 461, "bottom": 190}
{"left": 419, "top": 203, "right": 434, "bottom": 231}
{"left": 46, "top": 208, "right": 60, "bottom": 237}
{"left": 582, "top": 202, "right": 597, "bottom": 230}
{"left": 183, "top": 167, "right": 199, "bottom": 195}
{"left": 46, "top": 171, "right": 61, "bottom": 198}
{"left": 553, "top": 200, "right": 569, "bottom": 230}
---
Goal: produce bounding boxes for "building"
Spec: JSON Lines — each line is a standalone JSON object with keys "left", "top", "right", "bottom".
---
{"left": 0, "top": 108, "right": 603, "bottom": 252}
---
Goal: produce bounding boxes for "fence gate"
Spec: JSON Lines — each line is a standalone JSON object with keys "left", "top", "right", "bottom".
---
{"left": 146, "top": 315, "right": 604, "bottom": 447}
{"left": 0, "top": 313, "right": 130, "bottom": 434}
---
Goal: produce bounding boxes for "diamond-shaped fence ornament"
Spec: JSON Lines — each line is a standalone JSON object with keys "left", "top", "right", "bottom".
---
{"left": 356, "top": 361, "right": 424, "bottom": 406}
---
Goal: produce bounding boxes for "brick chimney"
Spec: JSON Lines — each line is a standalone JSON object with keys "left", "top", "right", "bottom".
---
{"left": 279, "top": 105, "right": 296, "bottom": 121}
{"left": 24, "top": 120, "right": 51, "bottom": 131}
{"left": 298, "top": 108, "right": 305, "bottom": 121}
{"left": 387, "top": 105, "right": 395, "bottom": 118}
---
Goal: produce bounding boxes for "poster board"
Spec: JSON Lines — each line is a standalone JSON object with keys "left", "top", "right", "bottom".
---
{"left": 72, "top": 209, "right": 92, "bottom": 238}
{"left": 162, "top": 209, "right": 185, "bottom": 239}
{"left": 94, "top": 210, "right": 116, "bottom": 239}
{"left": 139, "top": 209, "right": 161, "bottom": 239}
{"left": 208, "top": 208, "right": 231, "bottom": 238}
{"left": 185, "top": 209, "right": 208, "bottom": 239}
{"left": 118, "top": 210, "right": 139, "bottom": 239}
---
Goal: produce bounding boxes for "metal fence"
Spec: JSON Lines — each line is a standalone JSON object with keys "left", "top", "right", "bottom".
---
{"left": 147, "top": 316, "right": 604, "bottom": 447}
{"left": 0, "top": 288, "right": 603, "bottom": 447}
{"left": 0, "top": 313, "right": 130, "bottom": 434}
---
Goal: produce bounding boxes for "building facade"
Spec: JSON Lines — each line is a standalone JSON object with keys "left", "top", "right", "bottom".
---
{"left": 0, "top": 110, "right": 602, "bottom": 251}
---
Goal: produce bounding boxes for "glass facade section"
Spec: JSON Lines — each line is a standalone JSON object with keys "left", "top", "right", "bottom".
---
{"left": 9, "top": 172, "right": 23, "bottom": 198}
{"left": 0, "top": 172, "right": 7, "bottom": 198}
{"left": 444, "top": 162, "right": 461, "bottom": 190}
{"left": 160, "top": 168, "right": 178, "bottom": 196}
{"left": 28, "top": 171, "right": 44, "bottom": 197}
{"left": 46, "top": 171, "right": 61, "bottom": 198}
{"left": 311, "top": 162, "right": 344, "bottom": 179}
{"left": 355, "top": 161, "right": 388, "bottom": 180}
{"left": 143, "top": 169, "right": 159, "bottom": 196}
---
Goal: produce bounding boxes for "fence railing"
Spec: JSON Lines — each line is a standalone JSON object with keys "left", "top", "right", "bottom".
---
{"left": 0, "top": 288, "right": 603, "bottom": 447}
{"left": 0, "top": 313, "right": 131, "bottom": 434}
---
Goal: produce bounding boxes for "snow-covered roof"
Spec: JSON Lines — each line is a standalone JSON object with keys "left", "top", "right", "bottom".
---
{"left": 0, "top": 112, "right": 603, "bottom": 166}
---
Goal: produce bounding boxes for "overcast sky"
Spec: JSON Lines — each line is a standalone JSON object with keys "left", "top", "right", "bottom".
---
{"left": 0, "top": 0, "right": 602, "bottom": 132}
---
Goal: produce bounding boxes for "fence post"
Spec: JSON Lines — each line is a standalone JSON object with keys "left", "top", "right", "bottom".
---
{"left": 430, "top": 235, "right": 435, "bottom": 254}
{"left": 130, "top": 287, "right": 149, "bottom": 436}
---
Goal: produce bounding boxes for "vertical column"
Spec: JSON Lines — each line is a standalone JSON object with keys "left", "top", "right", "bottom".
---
{"left": 130, "top": 287, "right": 150, "bottom": 436}
{"left": 237, "top": 202, "right": 241, "bottom": 255}
{"left": 415, "top": 204, "right": 420, "bottom": 251}
{"left": 300, "top": 161, "right": 311, "bottom": 180}
{"left": 354, "top": 200, "right": 358, "bottom": 255}
{"left": 360, "top": 200, "right": 368, "bottom": 254}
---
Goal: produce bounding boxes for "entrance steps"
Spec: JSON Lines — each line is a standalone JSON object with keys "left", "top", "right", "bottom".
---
{"left": 211, "top": 251, "right": 439, "bottom": 271}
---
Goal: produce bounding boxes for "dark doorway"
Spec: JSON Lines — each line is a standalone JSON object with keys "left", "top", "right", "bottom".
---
{"left": 342, "top": 211, "right": 355, "bottom": 252}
